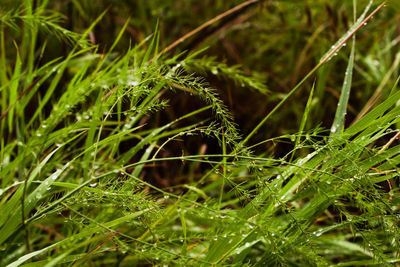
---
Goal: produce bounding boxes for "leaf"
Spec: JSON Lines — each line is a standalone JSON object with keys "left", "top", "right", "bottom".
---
{"left": 6, "top": 209, "right": 151, "bottom": 267}
{"left": 330, "top": 37, "right": 355, "bottom": 136}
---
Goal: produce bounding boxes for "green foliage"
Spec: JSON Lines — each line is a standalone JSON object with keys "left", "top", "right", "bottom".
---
{"left": 183, "top": 55, "right": 268, "bottom": 95}
{"left": 386, "top": 0, "right": 400, "bottom": 11}
{"left": 1, "top": 0, "right": 400, "bottom": 266}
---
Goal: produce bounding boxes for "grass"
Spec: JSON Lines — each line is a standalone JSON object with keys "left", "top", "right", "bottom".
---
{"left": 1, "top": 0, "right": 400, "bottom": 266}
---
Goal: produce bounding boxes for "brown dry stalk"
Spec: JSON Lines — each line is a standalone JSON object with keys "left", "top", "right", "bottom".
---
{"left": 0, "top": 76, "right": 42, "bottom": 123}
{"left": 101, "top": 85, "right": 118, "bottom": 102}
{"left": 319, "top": 2, "right": 386, "bottom": 66}
{"left": 353, "top": 53, "right": 400, "bottom": 124}
{"left": 379, "top": 130, "right": 400, "bottom": 153}
{"left": 158, "top": 0, "right": 260, "bottom": 57}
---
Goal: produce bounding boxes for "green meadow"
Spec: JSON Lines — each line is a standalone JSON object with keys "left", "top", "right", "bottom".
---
{"left": 1, "top": 0, "right": 399, "bottom": 266}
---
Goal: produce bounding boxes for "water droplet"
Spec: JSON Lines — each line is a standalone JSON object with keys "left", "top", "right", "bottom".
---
{"left": 50, "top": 169, "right": 61, "bottom": 180}
{"left": 129, "top": 81, "right": 139, "bottom": 87}
{"left": 313, "top": 231, "right": 322, "bottom": 237}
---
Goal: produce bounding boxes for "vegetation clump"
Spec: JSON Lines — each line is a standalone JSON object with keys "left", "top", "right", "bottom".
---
{"left": 0, "top": 0, "right": 399, "bottom": 266}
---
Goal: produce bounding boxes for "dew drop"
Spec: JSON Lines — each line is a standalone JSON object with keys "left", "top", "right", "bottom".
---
{"left": 129, "top": 81, "right": 139, "bottom": 87}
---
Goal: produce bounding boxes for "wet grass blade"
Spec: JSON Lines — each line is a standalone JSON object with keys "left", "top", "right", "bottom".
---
{"left": 330, "top": 38, "right": 355, "bottom": 137}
